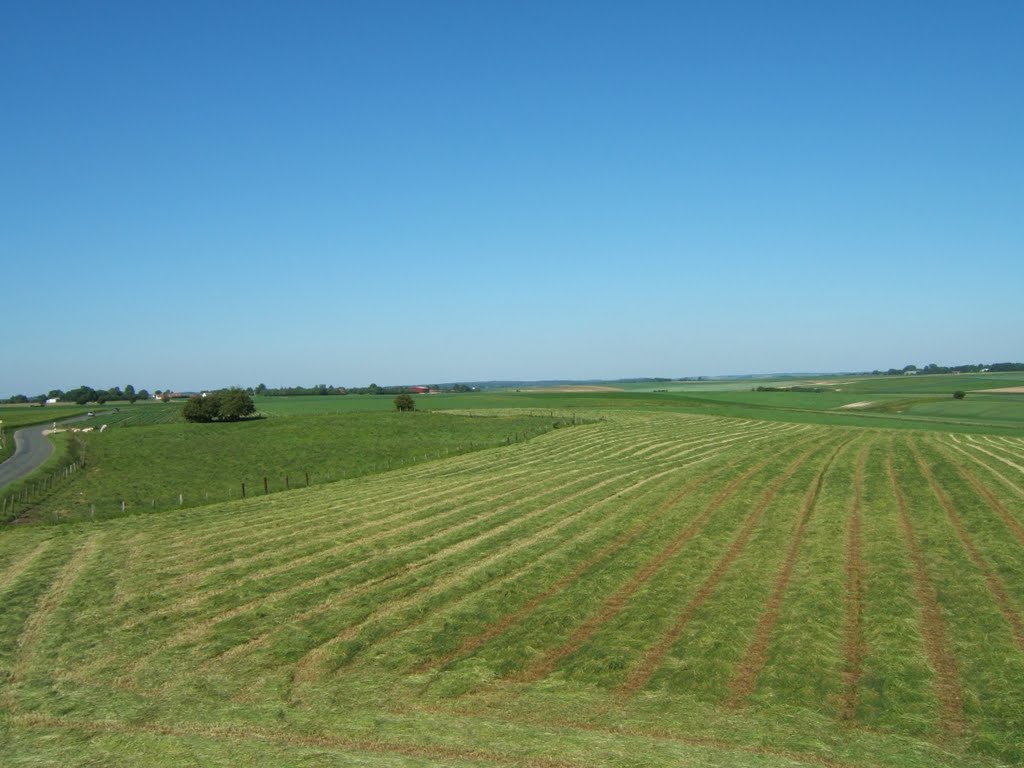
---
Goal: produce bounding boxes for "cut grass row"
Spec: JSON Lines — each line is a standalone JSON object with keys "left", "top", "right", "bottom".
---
{"left": 2, "top": 412, "right": 1022, "bottom": 766}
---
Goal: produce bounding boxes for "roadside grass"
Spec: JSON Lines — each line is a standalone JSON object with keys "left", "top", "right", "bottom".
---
{"left": 0, "top": 432, "right": 84, "bottom": 523}
{"left": 0, "top": 405, "right": 89, "bottom": 464}
{"left": 2, "top": 411, "right": 1023, "bottom": 767}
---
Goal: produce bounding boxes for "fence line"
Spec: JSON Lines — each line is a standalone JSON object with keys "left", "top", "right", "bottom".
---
{"left": 3, "top": 414, "right": 601, "bottom": 525}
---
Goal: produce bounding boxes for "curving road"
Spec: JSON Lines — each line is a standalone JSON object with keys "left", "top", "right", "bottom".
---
{"left": 0, "top": 416, "right": 92, "bottom": 490}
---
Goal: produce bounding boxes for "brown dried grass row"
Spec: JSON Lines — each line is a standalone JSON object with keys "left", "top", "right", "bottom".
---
{"left": 725, "top": 439, "right": 849, "bottom": 707}
{"left": 423, "top": 453, "right": 753, "bottom": 674}
{"left": 0, "top": 539, "right": 52, "bottom": 593}
{"left": 909, "top": 442, "right": 1024, "bottom": 651}
{"left": 10, "top": 712, "right": 584, "bottom": 768}
{"left": 618, "top": 443, "right": 824, "bottom": 698}
{"left": 12, "top": 535, "right": 99, "bottom": 681}
{"left": 886, "top": 441, "right": 965, "bottom": 735}
{"left": 840, "top": 443, "right": 869, "bottom": 721}
{"left": 933, "top": 443, "right": 1024, "bottom": 546}
{"left": 518, "top": 448, "right": 798, "bottom": 685}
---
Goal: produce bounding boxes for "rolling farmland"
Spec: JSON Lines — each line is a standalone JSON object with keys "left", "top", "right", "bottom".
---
{"left": 1, "top": 412, "right": 1023, "bottom": 766}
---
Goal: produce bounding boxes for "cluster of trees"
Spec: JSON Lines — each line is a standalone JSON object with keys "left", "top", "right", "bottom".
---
{"left": 1, "top": 384, "right": 153, "bottom": 405}
{"left": 182, "top": 388, "right": 256, "bottom": 423}
{"left": 871, "top": 362, "right": 1024, "bottom": 376}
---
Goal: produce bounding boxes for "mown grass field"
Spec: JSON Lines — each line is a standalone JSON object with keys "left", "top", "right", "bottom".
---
{"left": 2, "top": 409, "right": 1023, "bottom": 766}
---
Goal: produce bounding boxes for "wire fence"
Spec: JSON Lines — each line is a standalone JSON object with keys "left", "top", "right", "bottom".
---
{"left": 1, "top": 456, "right": 87, "bottom": 523}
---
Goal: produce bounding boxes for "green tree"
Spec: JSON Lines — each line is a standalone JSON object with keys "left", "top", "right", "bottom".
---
{"left": 182, "top": 394, "right": 219, "bottom": 423}
{"left": 125, "top": 384, "right": 137, "bottom": 404}
{"left": 953, "top": 390, "right": 966, "bottom": 400}
{"left": 219, "top": 388, "right": 256, "bottom": 421}
{"left": 394, "top": 394, "right": 415, "bottom": 412}
{"left": 182, "top": 388, "right": 255, "bottom": 423}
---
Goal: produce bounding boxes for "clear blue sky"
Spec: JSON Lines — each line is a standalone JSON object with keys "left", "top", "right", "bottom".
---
{"left": 2, "top": 1, "right": 1021, "bottom": 396}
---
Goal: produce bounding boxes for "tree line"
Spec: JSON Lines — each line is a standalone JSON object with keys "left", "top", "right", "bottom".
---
{"left": 1, "top": 380, "right": 480, "bottom": 405}
{"left": 870, "top": 362, "right": 1024, "bottom": 376}
{"left": 1, "top": 384, "right": 158, "bottom": 406}
{"left": 252, "top": 382, "right": 475, "bottom": 396}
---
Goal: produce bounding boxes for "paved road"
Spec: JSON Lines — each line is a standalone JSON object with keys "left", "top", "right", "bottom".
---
{"left": 0, "top": 416, "right": 92, "bottom": 490}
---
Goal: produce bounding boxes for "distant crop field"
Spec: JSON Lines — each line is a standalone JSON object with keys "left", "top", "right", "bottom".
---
{"left": 903, "top": 394, "right": 1024, "bottom": 425}
{"left": 840, "top": 372, "right": 1024, "bottom": 395}
{"left": 1, "top": 412, "right": 1022, "bottom": 766}
{"left": 253, "top": 391, "right": 576, "bottom": 415}
{"left": 0, "top": 404, "right": 89, "bottom": 430}
{"left": 76, "top": 402, "right": 184, "bottom": 428}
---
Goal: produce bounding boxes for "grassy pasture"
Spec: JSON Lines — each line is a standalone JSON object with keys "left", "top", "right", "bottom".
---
{"left": 1, "top": 411, "right": 1023, "bottom": 766}
{"left": 12, "top": 411, "right": 568, "bottom": 522}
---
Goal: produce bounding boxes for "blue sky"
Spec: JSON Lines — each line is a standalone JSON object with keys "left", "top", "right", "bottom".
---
{"left": 2, "top": 1, "right": 1021, "bottom": 396}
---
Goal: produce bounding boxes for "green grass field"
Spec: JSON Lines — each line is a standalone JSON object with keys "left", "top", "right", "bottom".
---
{"left": 2, "top": 405, "right": 1023, "bottom": 766}
{"left": 7, "top": 410, "right": 569, "bottom": 523}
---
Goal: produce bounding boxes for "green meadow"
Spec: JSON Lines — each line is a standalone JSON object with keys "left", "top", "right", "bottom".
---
{"left": 8, "top": 410, "right": 568, "bottom": 523}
